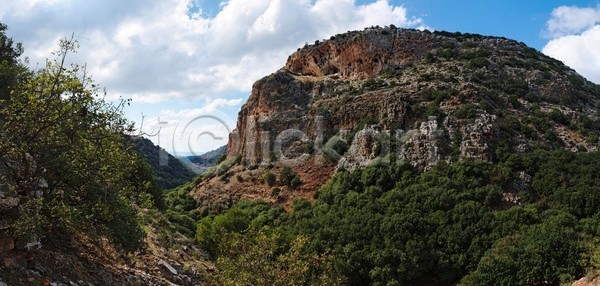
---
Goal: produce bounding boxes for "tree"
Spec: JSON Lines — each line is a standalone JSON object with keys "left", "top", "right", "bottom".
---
{"left": 279, "top": 166, "right": 300, "bottom": 187}
{"left": 215, "top": 228, "right": 344, "bottom": 286}
{"left": 463, "top": 211, "right": 583, "bottom": 285}
{"left": 0, "top": 35, "right": 152, "bottom": 251}
{"left": 0, "top": 22, "right": 29, "bottom": 122}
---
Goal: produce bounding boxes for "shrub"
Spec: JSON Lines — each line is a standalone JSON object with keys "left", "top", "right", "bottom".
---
{"left": 271, "top": 187, "right": 281, "bottom": 197}
{"left": 454, "top": 103, "right": 477, "bottom": 119}
{"left": 548, "top": 109, "right": 569, "bottom": 125}
{"left": 290, "top": 176, "right": 302, "bottom": 188}
{"left": 263, "top": 171, "right": 276, "bottom": 186}
{"left": 279, "top": 166, "right": 295, "bottom": 186}
{"left": 215, "top": 154, "right": 227, "bottom": 165}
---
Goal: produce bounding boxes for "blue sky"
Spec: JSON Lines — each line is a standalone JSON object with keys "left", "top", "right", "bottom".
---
{"left": 396, "top": 0, "right": 600, "bottom": 49}
{"left": 1, "top": 0, "right": 600, "bottom": 155}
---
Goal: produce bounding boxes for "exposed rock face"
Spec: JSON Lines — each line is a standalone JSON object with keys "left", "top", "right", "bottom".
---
{"left": 399, "top": 117, "right": 442, "bottom": 168}
{"left": 337, "top": 127, "right": 383, "bottom": 170}
{"left": 286, "top": 29, "right": 435, "bottom": 79}
{"left": 196, "top": 27, "right": 600, "bottom": 207}
{"left": 572, "top": 276, "right": 600, "bottom": 286}
{"left": 445, "top": 113, "right": 498, "bottom": 160}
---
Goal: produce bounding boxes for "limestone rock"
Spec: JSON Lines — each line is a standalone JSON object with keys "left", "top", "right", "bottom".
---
{"left": 157, "top": 259, "right": 177, "bottom": 276}
{"left": 337, "top": 127, "right": 383, "bottom": 170}
{"left": 195, "top": 26, "right": 600, "bottom": 207}
{"left": 400, "top": 117, "right": 442, "bottom": 169}
{"left": 0, "top": 197, "right": 19, "bottom": 212}
{"left": 572, "top": 276, "right": 600, "bottom": 286}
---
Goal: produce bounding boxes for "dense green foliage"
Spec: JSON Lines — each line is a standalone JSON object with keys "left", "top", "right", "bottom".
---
{"left": 0, "top": 27, "right": 157, "bottom": 252}
{"left": 462, "top": 211, "right": 582, "bottom": 285}
{"left": 195, "top": 150, "right": 599, "bottom": 285}
{"left": 215, "top": 228, "right": 344, "bottom": 286}
{"left": 279, "top": 166, "right": 301, "bottom": 188}
{"left": 195, "top": 201, "right": 344, "bottom": 285}
{"left": 160, "top": 180, "right": 204, "bottom": 238}
{"left": 0, "top": 23, "right": 28, "bottom": 103}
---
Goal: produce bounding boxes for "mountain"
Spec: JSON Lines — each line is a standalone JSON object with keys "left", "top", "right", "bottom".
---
{"left": 189, "top": 27, "right": 600, "bottom": 285}
{"left": 182, "top": 145, "right": 227, "bottom": 174}
{"left": 193, "top": 26, "right": 599, "bottom": 209}
{"left": 127, "top": 135, "right": 196, "bottom": 190}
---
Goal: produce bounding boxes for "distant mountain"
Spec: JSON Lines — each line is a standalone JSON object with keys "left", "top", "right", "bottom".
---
{"left": 182, "top": 145, "right": 227, "bottom": 173}
{"left": 126, "top": 135, "right": 195, "bottom": 190}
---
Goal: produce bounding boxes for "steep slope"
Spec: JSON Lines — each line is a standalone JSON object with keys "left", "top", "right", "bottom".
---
{"left": 193, "top": 26, "right": 600, "bottom": 209}
{"left": 127, "top": 136, "right": 196, "bottom": 190}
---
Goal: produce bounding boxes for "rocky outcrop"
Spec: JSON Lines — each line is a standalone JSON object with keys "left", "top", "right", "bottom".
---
{"left": 286, "top": 28, "right": 437, "bottom": 79}
{"left": 399, "top": 117, "right": 442, "bottom": 168}
{"left": 572, "top": 276, "right": 600, "bottom": 286}
{"left": 444, "top": 113, "right": 498, "bottom": 160}
{"left": 197, "top": 26, "right": 600, "bottom": 206}
{"left": 337, "top": 126, "right": 383, "bottom": 170}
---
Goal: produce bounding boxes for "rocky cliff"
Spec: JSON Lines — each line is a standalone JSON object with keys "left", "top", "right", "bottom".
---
{"left": 196, "top": 27, "right": 600, "bottom": 208}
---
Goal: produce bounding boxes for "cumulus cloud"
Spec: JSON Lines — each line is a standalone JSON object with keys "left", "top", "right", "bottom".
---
{"left": 142, "top": 98, "right": 241, "bottom": 156}
{"left": 545, "top": 5, "right": 600, "bottom": 38}
{"left": 543, "top": 5, "right": 600, "bottom": 84}
{"left": 1, "top": 0, "right": 423, "bottom": 104}
{"left": 543, "top": 26, "right": 600, "bottom": 84}
{"left": 1, "top": 0, "right": 424, "bottom": 153}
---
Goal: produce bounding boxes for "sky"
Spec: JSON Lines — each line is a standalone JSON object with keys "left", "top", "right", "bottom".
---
{"left": 1, "top": 0, "right": 600, "bottom": 156}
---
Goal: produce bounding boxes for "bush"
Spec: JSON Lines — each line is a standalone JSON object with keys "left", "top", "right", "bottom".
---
{"left": 464, "top": 212, "right": 583, "bottom": 285}
{"left": 263, "top": 171, "right": 276, "bottom": 186}
{"left": 215, "top": 154, "right": 227, "bottom": 165}
{"left": 215, "top": 229, "right": 344, "bottom": 285}
{"left": 279, "top": 166, "right": 295, "bottom": 186}
{"left": 0, "top": 36, "right": 151, "bottom": 252}
{"left": 195, "top": 148, "right": 600, "bottom": 285}
{"left": 454, "top": 103, "right": 477, "bottom": 119}
{"left": 290, "top": 176, "right": 302, "bottom": 188}
{"left": 548, "top": 109, "right": 569, "bottom": 125}
{"left": 271, "top": 187, "right": 281, "bottom": 197}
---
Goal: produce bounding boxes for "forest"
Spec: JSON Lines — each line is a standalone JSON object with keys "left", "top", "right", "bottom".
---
{"left": 188, "top": 150, "right": 600, "bottom": 285}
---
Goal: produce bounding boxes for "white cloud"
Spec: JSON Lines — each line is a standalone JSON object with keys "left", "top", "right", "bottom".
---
{"left": 543, "top": 5, "right": 600, "bottom": 84}
{"left": 543, "top": 25, "right": 600, "bottom": 83}
{"left": 204, "top": 98, "right": 243, "bottom": 112}
{"left": 1, "top": 0, "right": 424, "bottom": 153}
{"left": 141, "top": 98, "right": 241, "bottom": 155}
{"left": 545, "top": 5, "right": 600, "bottom": 38}
{"left": 1, "top": 0, "right": 423, "bottom": 104}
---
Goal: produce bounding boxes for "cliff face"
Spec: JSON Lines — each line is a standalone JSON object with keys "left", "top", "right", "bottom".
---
{"left": 198, "top": 27, "right": 600, "bottom": 208}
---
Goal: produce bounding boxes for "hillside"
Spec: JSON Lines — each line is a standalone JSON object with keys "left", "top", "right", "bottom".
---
{"left": 189, "top": 27, "right": 600, "bottom": 285}
{"left": 127, "top": 135, "right": 196, "bottom": 190}
{"left": 193, "top": 26, "right": 599, "bottom": 209}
